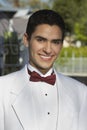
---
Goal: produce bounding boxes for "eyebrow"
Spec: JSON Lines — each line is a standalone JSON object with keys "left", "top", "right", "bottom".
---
{"left": 52, "top": 39, "right": 63, "bottom": 42}
{"left": 35, "top": 35, "right": 62, "bottom": 41}
{"left": 35, "top": 36, "right": 47, "bottom": 40}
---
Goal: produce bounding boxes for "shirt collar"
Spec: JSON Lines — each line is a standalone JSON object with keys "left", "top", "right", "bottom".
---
{"left": 27, "top": 64, "right": 54, "bottom": 77}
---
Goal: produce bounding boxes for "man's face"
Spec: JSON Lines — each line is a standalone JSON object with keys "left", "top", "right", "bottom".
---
{"left": 24, "top": 24, "right": 63, "bottom": 74}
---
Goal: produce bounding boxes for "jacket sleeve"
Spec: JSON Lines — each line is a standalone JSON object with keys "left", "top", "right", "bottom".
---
{"left": 79, "top": 87, "right": 87, "bottom": 130}
{"left": 0, "top": 78, "right": 4, "bottom": 130}
{"left": 0, "top": 92, "right": 4, "bottom": 130}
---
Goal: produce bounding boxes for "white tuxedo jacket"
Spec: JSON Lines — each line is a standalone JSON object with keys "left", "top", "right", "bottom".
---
{"left": 0, "top": 65, "right": 87, "bottom": 130}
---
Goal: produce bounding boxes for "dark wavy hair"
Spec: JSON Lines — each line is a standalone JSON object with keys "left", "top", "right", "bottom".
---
{"left": 26, "top": 9, "right": 65, "bottom": 41}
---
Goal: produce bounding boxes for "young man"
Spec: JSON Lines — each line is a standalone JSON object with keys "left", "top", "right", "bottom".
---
{"left": 0, "top": 9, "right": 87, "bottom": 130}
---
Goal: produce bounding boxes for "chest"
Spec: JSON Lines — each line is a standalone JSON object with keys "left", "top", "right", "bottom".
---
{"left": 28, "top": 82, "right": 58, "bottom": 130}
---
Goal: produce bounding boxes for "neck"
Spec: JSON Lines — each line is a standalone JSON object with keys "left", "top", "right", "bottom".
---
{"left": 28, "top": 64, "right": 53, "bottom": 76}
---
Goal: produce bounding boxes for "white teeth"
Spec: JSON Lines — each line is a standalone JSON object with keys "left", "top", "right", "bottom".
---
{"left": 40, "top": 55, "right": 51, "bottom": 59}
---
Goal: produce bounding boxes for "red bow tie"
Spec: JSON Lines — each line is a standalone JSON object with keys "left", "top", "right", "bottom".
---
{"left": 28, "top": 69, "right": 56, "bottom": 85}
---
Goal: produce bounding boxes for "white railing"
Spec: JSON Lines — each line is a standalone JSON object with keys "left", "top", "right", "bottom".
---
{"left": 55, "top": 57, "right": 87, "bottom": 76}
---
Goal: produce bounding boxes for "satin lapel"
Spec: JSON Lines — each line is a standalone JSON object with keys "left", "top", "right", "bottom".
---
{"left": 11, "top": 85, "right": 38, "bottom": 130}
{"left": 10, "top": 65, "right": 38, "bottom": 130}
{"left": 55, "top": 71, "right": 78, "bottom": 130}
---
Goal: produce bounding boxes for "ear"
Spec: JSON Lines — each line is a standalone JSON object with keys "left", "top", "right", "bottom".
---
{"left": 23, "top": 33, "right": 29, "bottom": 47}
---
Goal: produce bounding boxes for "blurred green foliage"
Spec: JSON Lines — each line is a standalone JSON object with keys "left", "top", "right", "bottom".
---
{"left": 74, "top": 22, "right": 87, "bottom": 44}
{"left": 4, "top": 31, "right": 20, "bottom": 74}
{"left": 52, "top": 0, "right": 87, "bottom": 45}
{"left": 55, "top": 46, "right": 87, "bottom": 65}
{"left": 4, "top": 31, "right": 19, "bottom": 64}
{"left": 59, "top": 46, "right": 87, "bottom": 58}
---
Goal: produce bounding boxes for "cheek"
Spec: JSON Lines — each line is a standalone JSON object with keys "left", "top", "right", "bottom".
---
{"left": 29, "top": 42, "right": 35, "bottom": 52}
{"left": 30, "top": 42, "right": 43, "bottom": 56}
{"left": 29, "top": 44, "right": 38, "bottom": 57}
{"left": 54, "top": 46, "right": 62, "bottom": 56}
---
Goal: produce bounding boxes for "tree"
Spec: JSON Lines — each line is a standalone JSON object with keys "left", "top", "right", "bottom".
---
{"left": 52, "top": 0, "right": 87, "bottom": 33}
{"left": 52, "top": 0, "right": 78, "bottom": 33}
{"left": 74, "top": 21, "right": 87, "bottom": 45}
{"left": 52, "top": 0, "right": 87, "bottom": 44}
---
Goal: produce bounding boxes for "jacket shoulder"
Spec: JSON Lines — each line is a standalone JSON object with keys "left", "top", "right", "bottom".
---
{"left": 0, "top": 66, "right": 27, "bottom": 91}
{"left": 57, "top": 72, "right": 87, "bottom": 106}
{"left": 58, "top": 72, "right": 87, "bottom": 88}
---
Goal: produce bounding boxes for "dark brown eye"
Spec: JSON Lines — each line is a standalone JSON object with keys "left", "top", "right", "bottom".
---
{"left": 52, "top": 39, "right": 62, "bottom": 44}
{"left": 37, "top": 38, "right": 43, "bottom": 42}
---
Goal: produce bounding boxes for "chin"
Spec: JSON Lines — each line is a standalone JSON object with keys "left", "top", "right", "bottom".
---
{"left": 41, "top": 65, "right": 52, "bottom": 70}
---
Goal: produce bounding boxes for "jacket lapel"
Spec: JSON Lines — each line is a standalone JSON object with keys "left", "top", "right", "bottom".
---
{"left": 10, "top": 65, "right": 38, "bottom": 130}
{"left": 12, "top": 86, "right": 38, "bottom": 130}
{"left": 55, "top": 71, "right": 78, "bottom": 130}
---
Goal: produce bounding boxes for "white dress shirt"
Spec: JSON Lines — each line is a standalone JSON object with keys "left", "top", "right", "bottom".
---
{"left": 27, "top": 64, "right": 58, "bottom": 130}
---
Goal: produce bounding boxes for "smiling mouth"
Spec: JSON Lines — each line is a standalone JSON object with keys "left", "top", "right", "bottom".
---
{"left": 40, "top": 55, "right": 53, "bottom": 60}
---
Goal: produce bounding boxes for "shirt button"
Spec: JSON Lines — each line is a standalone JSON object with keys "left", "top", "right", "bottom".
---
{"left": 45, "top": 93, "right": 48, "bottom": 96}
{"left": 47, "top": 112, "right": 50, "bottom": 115}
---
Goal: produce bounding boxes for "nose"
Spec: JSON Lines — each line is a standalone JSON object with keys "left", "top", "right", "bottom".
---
{"left": 43, "top": 42, "right": 52, "bottom": 54}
